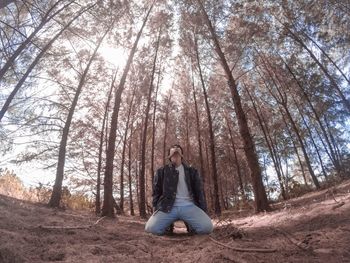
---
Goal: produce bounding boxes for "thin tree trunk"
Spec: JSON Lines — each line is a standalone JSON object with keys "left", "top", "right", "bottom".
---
{"left": 119, "top": 86, "right": 136, "bottom": 213}
{"left": 128, "top": 122, "right": 135, "bottom": 216}
{"left": 162, "top": 92, "right": 172, "bottom": 165}
{"left": 102, "top": 4, "right": 153, "bottom": 217}
{"left": 185, "top": 106, "right": 191, "bottom": 162}
{"left": 324, "top": 115, "right": 344, "bottom": 175}
{"left": 48, "top": 22, "right": 110, "bottom": 208}
{"left": 292, "top": 97, "right": 328, "bottom": 179}
{"left": 204, "top": 138, "right": 213, "bottom": 211}
{"left": 256, "top": 58, "right": 320, "bottom": 189}
{"left": 223, "top": 111, "right": 246, "bottom": 200}
{"left": 0, "top": 5, "right": 93, "bottom": 121}
{"left": 139, "top": 27, "right": 161, "bottom": 219}
{"left": 194, "top": 34, "right": 221, "bottom": 216}
{"left": 96, "top": 70, "right": 117, "bottom": 215}
{"left": 150, "top": 65, "right": 161, "bottom": 183}
{"left": 281, "top": 106, "right": 320, "bottom": 188}
{"left": 197, "top": 0, "right": 270, "bottom": 212}
{"left": 190, "top": 64, "right": 207, "bottom": 194}
{"left": 244, "top": 88, "right": 287, "bottom": 200}
{"left": 279, "top": 56, "right": 343, "bottom": 175}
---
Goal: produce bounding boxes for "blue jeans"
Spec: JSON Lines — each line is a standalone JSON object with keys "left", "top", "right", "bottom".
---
{"left": 145, "top": 204, "right": 213, "bottom": 235}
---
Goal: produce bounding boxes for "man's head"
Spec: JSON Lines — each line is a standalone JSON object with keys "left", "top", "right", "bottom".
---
{"left": 168, "top": 144, "right": 184, "bottom": 166}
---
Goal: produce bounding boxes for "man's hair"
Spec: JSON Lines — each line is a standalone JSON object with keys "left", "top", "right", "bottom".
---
{"left": 168, "top": 144, "right": 184, "bottom": 159}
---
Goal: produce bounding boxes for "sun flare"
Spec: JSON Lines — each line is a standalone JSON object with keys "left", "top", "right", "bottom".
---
{"left": 99, "top": 45, "right": 128, "bottom": 69}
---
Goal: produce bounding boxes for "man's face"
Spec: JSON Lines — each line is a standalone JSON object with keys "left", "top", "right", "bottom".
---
{"left": 169, "top": 146, "right": 183, "bottom": 165}
{"left": 170, "top": 152, "right": 181, "bottom": 164}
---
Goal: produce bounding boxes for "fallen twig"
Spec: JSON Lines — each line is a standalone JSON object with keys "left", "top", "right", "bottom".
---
{"left": 39, "top": 216, "right": 107, "bottom": 230}
{"left": 274, "top": 228, "right": 309, "bottom": 251}
{"left": 332, "top": 201, "right": 345, "bottom": 210}
{"left": 158, "top": 236, "right": 192, "bottom": 242}
{"left": 209, "top": 236, "right": 276, "bottom": 253}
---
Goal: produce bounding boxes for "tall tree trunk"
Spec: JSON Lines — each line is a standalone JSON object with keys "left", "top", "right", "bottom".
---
{"left": 0, "top": 0, "right": 72, "bottom": 80}
{"left": 223, "top": 111, "right": 246, "bottom": 200}
{"left": 119, "top": 86, "right": 136, "bottom": 213}
{"left": 256, "top": 57, "right": 321, "bottom": 189}
{"left": 0, "top": 5, "right": 93, "bottom": 121}
{"left": 190, "top": 64, "right": 207, "bottom": 194}
{"left": 48, "top": 22, "right": 110, "bottom": 208}
{"left": 150, "top": 65, "right": 161, "bottom": 183}
{"left": 128, "top": 122, "right": 135, "bottom": 216}
{"left": 194, "top": 34, "right": 221, "bottom": 216}
{"left": 197, "top": 0, "right": 270, "bottom": 212}
{"left": 245, "top": 87, "right": 287, "bottom": 200}
{"left": 185, "top": 106, "right": 191, "bottom": 162}
{"left": 102, "top": 4, "right": 153, "bottom": 217}
{"left": 323, "top": 115, "right": 344, "bottom": 176}
{"left": 281, "top": 106, "right": 320, "bottom": 188}
{"left": 204, "top": 138, "right": 213, "bottom": 211}
{"left": 292, "top": 97, "right": 328, "bottom": 179}
{"left": 279, "top": 56, "right": 343, "bottom": 175}
{"left": 96, "top": 70, "right": 117, "bottom": 214}
{"left": 139, "top": 27, "right": 161, "bottom": 219}
{"left": 287, "top": 126, "right": 309, "bottom": 187}
{"left": 162, "top": 92, "right": 172, "bottom": 165}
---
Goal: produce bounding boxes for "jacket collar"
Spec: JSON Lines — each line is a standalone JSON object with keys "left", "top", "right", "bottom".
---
{"left": 166, "top": 161, "right": 190, "bottom": 170}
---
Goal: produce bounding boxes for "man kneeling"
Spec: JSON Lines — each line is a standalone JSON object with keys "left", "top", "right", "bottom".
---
{"left": 145, "top": 144, "right": 213, "bottom": 235}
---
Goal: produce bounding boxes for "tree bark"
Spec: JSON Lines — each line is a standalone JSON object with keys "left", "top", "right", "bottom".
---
{"left": 101, "top": 4, "right": 153, "bottom": 218}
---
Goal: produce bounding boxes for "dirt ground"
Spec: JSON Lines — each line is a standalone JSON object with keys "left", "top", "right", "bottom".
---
{"left": 0, "top": 180, "right": 350, "bottom": 263}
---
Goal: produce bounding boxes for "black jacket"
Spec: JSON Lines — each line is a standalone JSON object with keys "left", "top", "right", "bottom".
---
{"left": 152, "top": 162, "right": 208, "bottom": 214}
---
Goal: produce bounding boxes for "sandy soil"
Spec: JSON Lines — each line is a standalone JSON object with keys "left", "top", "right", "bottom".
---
{"left": 0, "top": 180, "right": 350, "bottom": 263}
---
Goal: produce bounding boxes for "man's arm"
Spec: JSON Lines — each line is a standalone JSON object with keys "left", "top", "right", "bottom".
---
{"left": 193, "top": 168, "right": 208, "bottom": 213}
{"left": 152, "top": 168, "right": 163, "bottom": 211}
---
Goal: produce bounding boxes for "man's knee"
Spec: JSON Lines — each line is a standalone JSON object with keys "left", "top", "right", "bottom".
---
{"left": 196, "top": 219, "right": 213, "bottom": 234}
{"left": 145, "top": 220, "right": 163, "bottom": 235}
